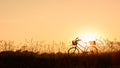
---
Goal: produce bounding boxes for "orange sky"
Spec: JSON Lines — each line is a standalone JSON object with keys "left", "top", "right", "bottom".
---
{"left": 0, "top": 0, "right": 120, "bottom": 42}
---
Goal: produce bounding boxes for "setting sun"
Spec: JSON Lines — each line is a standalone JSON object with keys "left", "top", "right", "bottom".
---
{"left": 79, "top": 33, "right": 98, "bottom": 42}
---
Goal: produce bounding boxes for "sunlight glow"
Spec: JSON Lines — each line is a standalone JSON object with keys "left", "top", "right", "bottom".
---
{"left": 80, "top": 33, "right": 97, "bottom": 42}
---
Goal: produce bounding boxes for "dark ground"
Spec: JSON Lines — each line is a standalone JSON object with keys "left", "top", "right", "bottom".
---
{"left": 0, "top": 51, "right": 120, "bottom": 68}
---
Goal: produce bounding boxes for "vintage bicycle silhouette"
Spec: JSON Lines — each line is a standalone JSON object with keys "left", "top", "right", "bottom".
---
{"left": 68, "top": 38, "right": 98, "bottom": 55}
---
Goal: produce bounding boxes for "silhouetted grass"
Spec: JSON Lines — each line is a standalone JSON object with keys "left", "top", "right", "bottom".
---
{"left": 0, "top": 51, "right": 120, "bottom": 68}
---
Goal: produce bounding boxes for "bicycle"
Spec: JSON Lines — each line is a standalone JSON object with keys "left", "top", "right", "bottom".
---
{"left": 68, "top": 39, "right": 98, "bottom": 55}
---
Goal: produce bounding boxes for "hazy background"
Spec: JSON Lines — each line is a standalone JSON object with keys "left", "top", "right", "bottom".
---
{"left": 0, "top": 0, "right": 120, "bottom": 42}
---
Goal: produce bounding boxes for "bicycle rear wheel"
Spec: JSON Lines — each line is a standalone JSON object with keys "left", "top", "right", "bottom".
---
{"left": 68, "top": 47, "right": 79, "bottom": 55}
{"left": 87, "top": 46, "right": 98, "bottom": 55}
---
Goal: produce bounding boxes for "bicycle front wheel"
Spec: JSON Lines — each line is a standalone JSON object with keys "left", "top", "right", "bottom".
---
{"left": 68, "top": 47, "right": 79, "bottom": 55}
{"left": 87, "top": 46, "right": 98, "bottom": 55}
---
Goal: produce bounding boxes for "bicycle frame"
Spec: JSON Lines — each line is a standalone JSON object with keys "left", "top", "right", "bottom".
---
{"left": 74, "top": 43, "right": 88, "bottom": 53}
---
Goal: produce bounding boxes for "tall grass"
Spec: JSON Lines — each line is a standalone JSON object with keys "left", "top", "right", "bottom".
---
{"left": 0, "top": 39, "right": 120, "bottom": 68}
{"left": 0, "top": 40, "right": 71, "bottom": 53}
{"left": 0, "top": 39, "right": 120, "bottom": 54}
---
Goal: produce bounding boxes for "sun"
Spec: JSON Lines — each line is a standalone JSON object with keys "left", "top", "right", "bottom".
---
{"left": 79, "top": 33, "right": 97, "bottom": 42}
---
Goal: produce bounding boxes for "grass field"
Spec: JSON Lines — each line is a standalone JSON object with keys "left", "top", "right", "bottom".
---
{"left": 0, "top": 40, "right": 120, "bottom": 68}
{"left": 0, "top": 51, "right": 120, "bottom": 68}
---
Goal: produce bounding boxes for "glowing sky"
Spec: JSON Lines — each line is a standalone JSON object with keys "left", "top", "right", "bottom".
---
{"left": 0, "top": 0, "right": 120, "bottom": 42}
